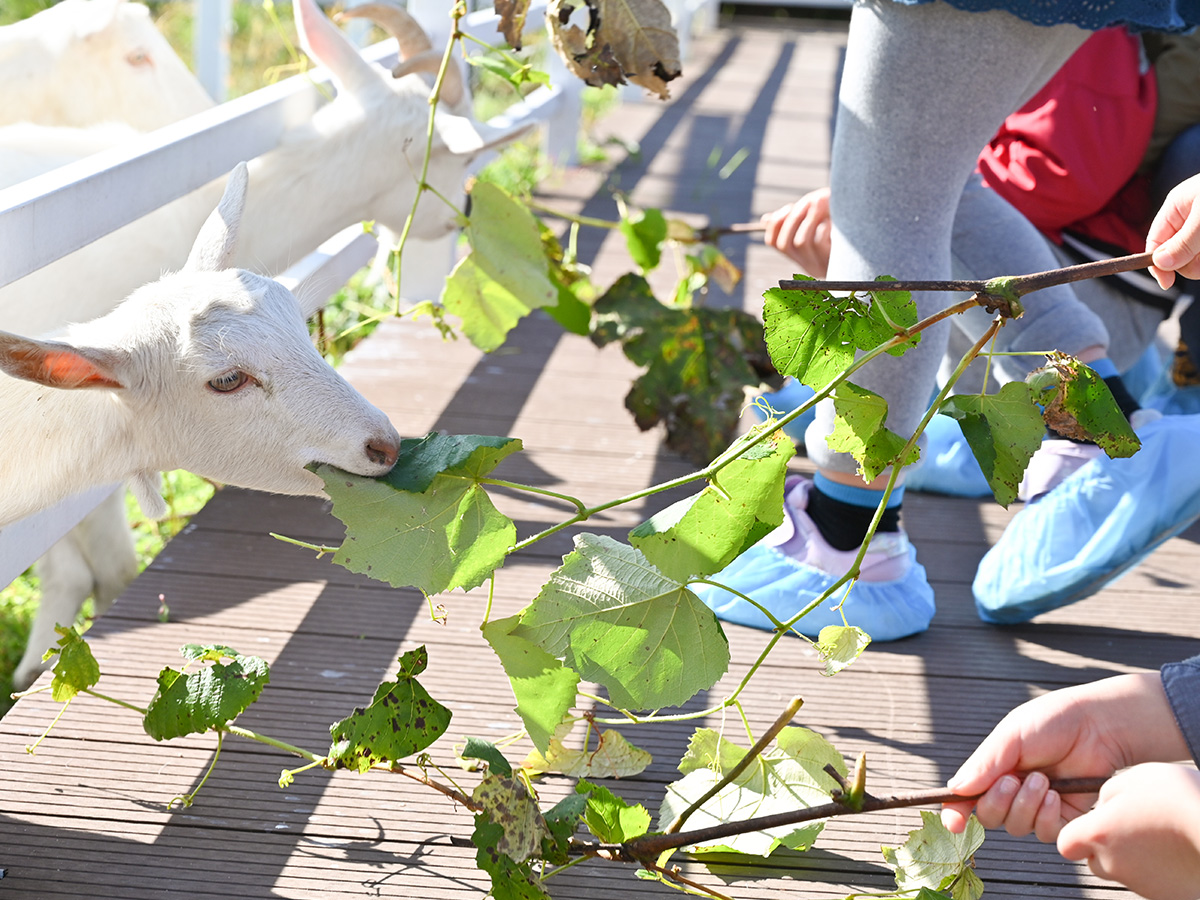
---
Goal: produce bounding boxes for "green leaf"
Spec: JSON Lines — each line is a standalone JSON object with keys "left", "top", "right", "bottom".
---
{"left": 763, "top": 281, "right": 882, "bottom": 390}
{"left": 143, "top": 649, "right": 269, "bottom": 741}
{"left": 539, "top": 222, "right": 594, "bottom": 336}
{"left": 45, "top": 626, "right": 100, "bottom": 702}
{"left": 441, "top": 181, "right": 557, "bottom": 351}
{"left": 541, "top": 793, "right": 587, "bottom": 865}
{"left": 827, "top": 381, "right": 920, "bottom": 482}
{"left": 577, "top": 778, "right": 651, "bottom": 843}
{"left": 472, "top": 774, "right": 549, "bottom": 863}
{"left": 883, "top": 810, "right": 985, "bottom": 900}
{"left": 472, "top": 815, "right": 550, "bottom": 900}
{"left": 482, "top": 614, "right": 580, "bottom": 754}
{"left": 659, "top": 726, "right": 846, "bottom": 856}
{"left": 315, "top": 433, "right": 521, "bottom": 594}
{"left": 629, "top": 424, "right": 793, "bottom": 581}
{"left": 867, "top": 278, "right": 920, "bottom": 356}
{"left": 179, "top": 643, "right": 240, "bottom": 663}
{"left": 461, "top": 736, "right": 513, "bottom": 777}
{"left": 942, "top": 383, "right": 1047, "bottom": 507}
{"left": 522, "top": 719, "right": 652, "bottom": 778}
{"left": 619, "top": 207, "right": 668, "bottom": 273}
{"left": 326, "top": 647, "right": 451, "bottom": 772}
{"left": 814, "top": 625, "right": 870, "bottom": 676}
{"left": 1032, "top": 354, "right": 1140, "bottom": 457}
{"left": 591, "top": 273, "right": 778, "bottom": 465}
{"left": 512, "top": 534, "right": 730, "bottom": 711}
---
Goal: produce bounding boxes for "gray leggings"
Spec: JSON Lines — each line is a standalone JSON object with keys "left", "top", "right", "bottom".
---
{"left": 806, "top": 0, "right": 1090, "bottom": 476}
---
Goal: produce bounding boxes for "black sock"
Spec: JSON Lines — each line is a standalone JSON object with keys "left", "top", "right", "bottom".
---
{"left": 806, "top": 485, "right": 901, "bottom": 552}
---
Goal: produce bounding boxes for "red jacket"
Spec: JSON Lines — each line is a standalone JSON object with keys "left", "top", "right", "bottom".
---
{"left": 977, "top": 26, "right": 1157, "bottom": 254}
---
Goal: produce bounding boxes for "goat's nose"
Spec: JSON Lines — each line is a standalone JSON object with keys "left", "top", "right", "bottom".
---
{"left": 366, "top": 435, "right": 400, "bottom": 469}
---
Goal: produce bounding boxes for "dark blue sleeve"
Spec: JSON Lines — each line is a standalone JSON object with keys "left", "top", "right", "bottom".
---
{"left": 1162, "top": 655, "right": 1200, "bottom": 764}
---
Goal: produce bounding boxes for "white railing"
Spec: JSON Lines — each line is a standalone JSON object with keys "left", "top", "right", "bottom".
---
{"left": 0, "top": 2, "right": 582, "bottom": 589}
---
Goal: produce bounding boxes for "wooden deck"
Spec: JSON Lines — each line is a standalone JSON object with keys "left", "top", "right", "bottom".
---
{"left": 3, "top": 17, "right": 1199, "bottom": 899}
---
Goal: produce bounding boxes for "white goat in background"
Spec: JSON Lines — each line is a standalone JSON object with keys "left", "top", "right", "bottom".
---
{"left": 2, "top": 164, "right": 401, "bottom": 686}
{"left": 2, "top": 0, "right": 522, "bottom": 689}
{"left": 0, "top": 0, "right": 213, "bottom": 129}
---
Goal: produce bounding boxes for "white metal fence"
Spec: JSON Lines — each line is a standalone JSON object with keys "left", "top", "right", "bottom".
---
{"left": 0, "top": 1, "right": 584, "bottom": 588}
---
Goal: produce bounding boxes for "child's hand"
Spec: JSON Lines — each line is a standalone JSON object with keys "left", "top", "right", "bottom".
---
{"left": 1058, "top": 763, "right": 1200, "bottom": 900}
{"left": 1147, "top": 173, "right": 1200, "bottom": 289}
{"left": 762, "top": 187, "right": 832, "bottom": 277}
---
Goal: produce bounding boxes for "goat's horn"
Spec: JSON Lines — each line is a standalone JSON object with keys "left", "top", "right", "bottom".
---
{"left": 337, "top": 1, "right": 464, "bottom": 107}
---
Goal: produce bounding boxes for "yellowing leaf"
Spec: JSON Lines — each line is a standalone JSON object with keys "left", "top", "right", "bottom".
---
{"left": 546, "top": 0, "right": 681, "bottom": 98}
{"left": 522, "top": 719, "right": 652, "bottom": 778}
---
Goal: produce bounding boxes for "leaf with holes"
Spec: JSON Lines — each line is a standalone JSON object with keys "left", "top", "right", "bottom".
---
{"left": 45, "top": 626, "right": 100, "bottom": 703}
{"left": 326, "top": 647, "right": 451, "bottom": 773}
{"left": 883, "top": 810, "right": 985, "bottom": 900}
{"left": 546, "top": 0, "right": 680, "bottom": 98}
{"left": 315, "top": 433, "right": 520, "bottom": 595}
{"left": 482, "top": 614, "right": 580, "bottom": 754}
{"left": 143, "top": 648, "right": 269, "bottom": 741}
{"left": 827, "top": 380, "right": 919, "bottom": 482}
{"left": 1030, "top": 353, "right": 1140, "bottom": 457}
{"left": 494, "top": 0, "right": 531, "bottom": 48}
{"left": 512, "top": 533, "right": 730, "bottom": 710}
{"left": 657, "top": 726, "right": 846, "bottom": 856}
{"left": 522, "top": 719, "right": 652, "bottom": 778}
{"left": 629, "top": 423, "right": 792, "bottom": 581}
{"left": 942, "top": 382, "right": 1047, "bottom": 507}
{"left": 442, "top": 182, "right": 557, "bottom": 351}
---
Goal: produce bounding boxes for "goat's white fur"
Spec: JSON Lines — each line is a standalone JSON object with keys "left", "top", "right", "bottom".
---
{"left": 0, "top": 0, "right": 213, "bottom": 130}
{"left": 2, "top": 165, "right": 401, "bottom": 688}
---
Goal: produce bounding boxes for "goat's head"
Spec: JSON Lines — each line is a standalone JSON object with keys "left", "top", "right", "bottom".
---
{"left": 0, "top": 0, "right": 214, "bottom": 131}
{"left": 0, "top": 164, "right": 400, "bottom": 511}
{"left": 292, "top": 0, "right": 530, "bottom": 239}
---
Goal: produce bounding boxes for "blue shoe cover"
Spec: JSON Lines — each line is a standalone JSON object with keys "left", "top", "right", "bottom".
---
{"left": 905, "top": 414, "right": 992, "bottom": 498}
{"left": 751, "top": 378, "right": 816, "bottom": 443}
{"left": 974, "top": 414, "right": 1200, "bottom": 623}
{"left": 693, "top": 544, "right": 936, "bottom": 642}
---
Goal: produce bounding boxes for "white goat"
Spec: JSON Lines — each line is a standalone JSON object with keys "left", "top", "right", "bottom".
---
{"left": 3, "top": 0, "right": 521, "bottom": 691}
{"left": 2, "top": 164, "right": 401, "bottom": 687}
{"left": 0, "top": 0, "right": 213, "bottom": 129}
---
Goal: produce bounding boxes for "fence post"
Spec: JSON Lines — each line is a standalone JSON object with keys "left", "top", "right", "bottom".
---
{"left": 193, "top": 0, "right": 232, "bottom": 103}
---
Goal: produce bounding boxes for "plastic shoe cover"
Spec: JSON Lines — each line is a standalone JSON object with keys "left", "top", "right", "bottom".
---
{"left": 1019, "top": 410, "right": 1163, "bottom": 502}
{"left": 750, "top": 378, "right": 816, "bottom": 444}
{"left": 905, "top": 414, "right": 992, "bottom": 497}
{"left": 693, "top": 477, "right": 936, "bottom": 641}
{"left": 974, "top": 413, "right": 1200, "bottom": 624}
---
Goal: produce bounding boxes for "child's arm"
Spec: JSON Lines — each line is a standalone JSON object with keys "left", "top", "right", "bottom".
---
{"left": 761, "top": 187, "right": 832, "bottom": 277}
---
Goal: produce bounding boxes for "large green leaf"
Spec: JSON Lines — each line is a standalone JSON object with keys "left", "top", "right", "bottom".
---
{"left": 629, "top": 424, "right": 793, "bottom": 581}
{"left": 657, "top": 725, "right": 847, "bottom": 857}
{"left": 315, "top": 433, "right": 521, "bottom": 595}
{"left": 441, "top": 181, "right": 557, "bottom": 351}
{"left": 45, "top": 626, "right": 100, "bottom": 702}
{"left": 827, "top": 381, "right": 919, "bottom": 482}
{"left": 482, "top": 614, "right": 580, "bottom": 754}
{"left": 941, "top": 383, "right": 1047, "bottom": 507}
{"left": 883, "top": 810, "right": 985, "bottom": 900}
{"left": 143, "top": 647, "right": 269, "bottom": 741}
{"left": 326, "top": 647, "right": 451, "bottom": 773}
{"left": 763, "top": 278, "right": 900, "bottom": 392}
{"left": 1031, "top": 354, "right": 1140, "bottom": 457}
{"left": 591, "top": 273, "right": 777, "bottom": 465}
{"left": 512, "top": 533, "right": 730, "bottom": 710}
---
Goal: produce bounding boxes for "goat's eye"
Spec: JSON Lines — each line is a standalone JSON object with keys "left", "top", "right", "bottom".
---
{"left": 207, "top": 370, "right": 251, "bottom": 393}
{"left": 126, "top": 49, "right": 152, "bottom": 67}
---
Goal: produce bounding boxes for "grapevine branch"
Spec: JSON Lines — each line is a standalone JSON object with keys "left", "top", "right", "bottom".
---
{"left": 583, "top": 776, "right": 1110, "bottom": 863}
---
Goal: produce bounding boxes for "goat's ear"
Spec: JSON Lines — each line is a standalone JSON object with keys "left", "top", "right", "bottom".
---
{"left": 434, "top": 113, "right": 534, "bottom": 156}
{"left": 293, "top": 0, "right": 381, "bottom": 97}
{"left": 185, "top": 162, "right": 248, "bottom": 273}
{"left": 0, "top": 331, "right": 125, "bottom": 390}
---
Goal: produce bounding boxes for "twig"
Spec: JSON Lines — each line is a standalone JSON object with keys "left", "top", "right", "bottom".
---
{"left": 583, "top": 776, "right": 1109, "bottom": 862}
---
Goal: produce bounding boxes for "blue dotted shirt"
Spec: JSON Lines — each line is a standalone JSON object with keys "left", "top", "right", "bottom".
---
{"left": 891, "top": 0, "right": 1199, "bottom": 32}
